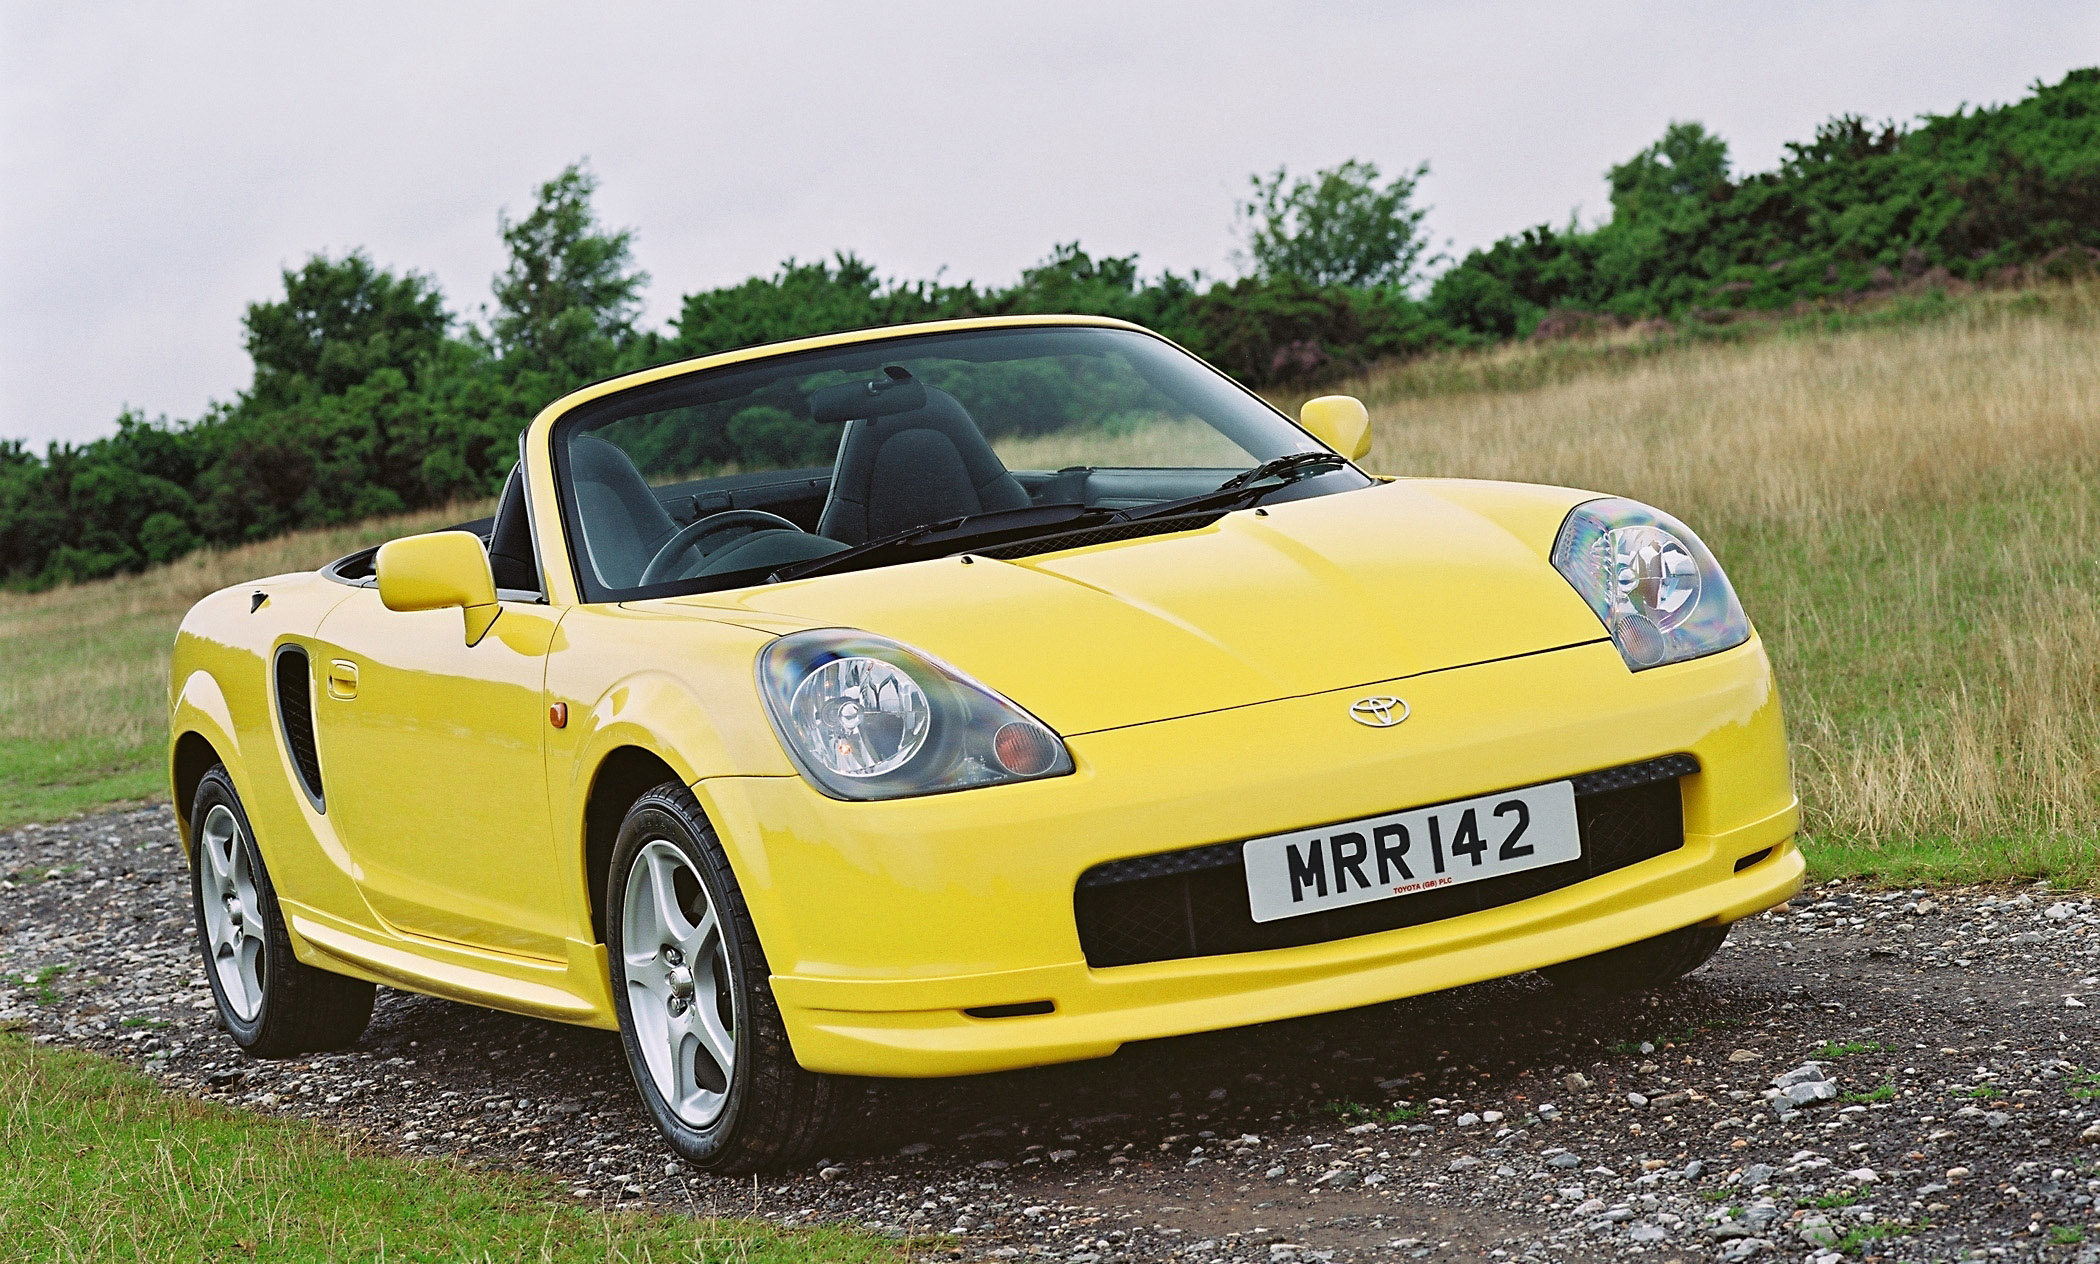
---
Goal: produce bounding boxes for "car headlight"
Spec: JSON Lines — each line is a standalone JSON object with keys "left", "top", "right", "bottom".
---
{"left": 756, "top": 629, "right": 1074, "bottom": 800}
{"left": 1551, "top": 497, "right": 1751, "bottom": 670}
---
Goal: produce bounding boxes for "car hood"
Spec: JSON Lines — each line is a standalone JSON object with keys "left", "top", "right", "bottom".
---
{"left": 648, "top": 479, "right": 1611, "bottom": 735}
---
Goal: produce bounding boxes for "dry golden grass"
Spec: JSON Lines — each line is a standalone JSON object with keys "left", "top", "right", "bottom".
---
{"left": 0, "top": 504, "right": 484, "bottom": 824}
{"left": 1350, "top": 284, "right": 2100, "bottom": 530}
{"left": 1343, "top": 281, "right": 2100, "bottom": 882}
{"left": 992, "top": 416, "right": 1254, "bottom": 471}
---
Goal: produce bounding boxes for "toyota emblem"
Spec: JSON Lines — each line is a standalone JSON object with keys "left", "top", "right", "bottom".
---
{"left": 1349, "top": 696, "right": 1409, "bottom": 727}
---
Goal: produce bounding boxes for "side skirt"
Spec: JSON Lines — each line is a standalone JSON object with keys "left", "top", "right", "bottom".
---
{"left": 281, "top": 899, "right": 617, "bottom": 1030}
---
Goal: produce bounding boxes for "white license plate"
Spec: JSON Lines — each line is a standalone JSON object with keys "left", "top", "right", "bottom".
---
{"left": 1242, "top": 781, "right": 1581, "bottom": 923}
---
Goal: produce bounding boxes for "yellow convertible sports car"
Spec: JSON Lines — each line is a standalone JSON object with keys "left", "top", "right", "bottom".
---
{"left": 169, "top": 315, "right": 1802, "bottom": 1170}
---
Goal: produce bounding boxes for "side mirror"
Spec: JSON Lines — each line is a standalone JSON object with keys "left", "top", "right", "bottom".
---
{"left": 1299, "top": 395, "right": 1373, "bottom": 461}
{"left": 376, "top": 531, "right": 500, "bottom": 646}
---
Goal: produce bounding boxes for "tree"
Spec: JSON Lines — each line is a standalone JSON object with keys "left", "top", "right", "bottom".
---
{"left": 670, "top": 252, "right": 963, "bottom": 360}
{"left": 1235, "top": 159, "right": 1435, "bottom": 289}
{"left": 243, "top": 252, "right": 450, "bottom": 406}
{"left": 490, "top": 161, "right": 649, "bottom": 381}
{"left": 1606, "top": 121, "right": 1731, "bottom": 224}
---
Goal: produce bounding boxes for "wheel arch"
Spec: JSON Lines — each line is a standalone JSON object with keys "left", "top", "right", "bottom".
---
{"left": 169, "top": 666, "right": 242, "bottom": 861}
{"left": 580, "top": 745, "right": 687, "bottom": 946}
{"left": 556, "top": 664, "right": 795, "bottom": 948}
{"left": 171, "top": 731, "right": 224, "bottom": 843}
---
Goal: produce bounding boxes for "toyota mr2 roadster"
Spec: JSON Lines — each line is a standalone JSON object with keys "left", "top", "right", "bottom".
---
{"left": 168, "top": 315, "right": 1802, "bottom": 1170}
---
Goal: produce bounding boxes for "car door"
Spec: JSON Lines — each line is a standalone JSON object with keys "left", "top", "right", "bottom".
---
{"left": 309, "top": 585, "right": 570, "bottom": 959}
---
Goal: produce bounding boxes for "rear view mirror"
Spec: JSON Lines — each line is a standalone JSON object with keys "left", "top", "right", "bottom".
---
{"left": 810, "top": 367, "right": 929, "bottom": 423}
{"left": 1299, "top": 395, "right": 1373, "bottom": 461}
{"left": 376, "top": 531, "right": 500, "bottom": 646}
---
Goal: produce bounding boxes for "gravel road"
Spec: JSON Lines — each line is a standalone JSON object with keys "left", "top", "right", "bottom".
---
{"left": 4, "top": 805, "right": 2097, "bottom": 1262}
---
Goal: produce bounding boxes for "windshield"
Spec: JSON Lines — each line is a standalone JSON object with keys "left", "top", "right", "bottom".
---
{"left": 552, "top": 324, "right": 1371, "bottom": 600}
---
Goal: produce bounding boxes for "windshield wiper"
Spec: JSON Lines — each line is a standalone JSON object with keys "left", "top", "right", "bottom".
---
{"left": 770, "top": 502, "right": 1118, "bottom": 582}
{"left": 1113, "top": 450, "right": 1354, "bottom": 523}
{"left": 1215, "top": 450, "right": 1352, "bottom": 493}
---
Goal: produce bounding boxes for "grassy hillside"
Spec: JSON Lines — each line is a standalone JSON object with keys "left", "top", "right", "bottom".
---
{"left": 0, "top": 504, "right": 481, "bottom": 824}
{"left": 1337, "top": 280, "right": 2100, "bottom": 883}
{"left": 2, "top": 281, "right": 2094, "bottom": 882}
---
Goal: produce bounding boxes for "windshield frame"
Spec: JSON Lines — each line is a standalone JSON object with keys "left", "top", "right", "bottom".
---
{"left": 546, "top": 318, "right": 1369, "bottom": 604}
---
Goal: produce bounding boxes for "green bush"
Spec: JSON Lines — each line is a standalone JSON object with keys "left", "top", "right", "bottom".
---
{"left": 1427, "top": 68, "right": 2100, "bottom": 336}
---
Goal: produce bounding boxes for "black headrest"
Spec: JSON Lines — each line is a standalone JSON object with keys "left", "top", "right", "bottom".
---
{"left": 817, "top": 388, "right": 1030, "bottom": 544}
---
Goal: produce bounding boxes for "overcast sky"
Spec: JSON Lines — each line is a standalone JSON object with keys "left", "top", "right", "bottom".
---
{"left": 3, "top": 2, "right": 2093, "bottom": 448}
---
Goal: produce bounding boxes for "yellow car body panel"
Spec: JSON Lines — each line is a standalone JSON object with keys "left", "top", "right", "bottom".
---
{"left": 308, "top": 591, "right": 572, "bottom": 959}
{"left": 168, "top": 314, "right": 1801, "bottom": 1070}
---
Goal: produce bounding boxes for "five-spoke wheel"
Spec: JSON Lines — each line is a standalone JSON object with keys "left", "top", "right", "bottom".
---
{"left": 187, "top": 764, "right": 375, "bottom": 1056}
{"left": 607, "top": 781, "right": 844, "bottom": 1171}
{"left": 196, "top": 802, "right": 266, "bottom": 1022}
{"left": 621, "top": 838, "right": 737, "bottom": 1127}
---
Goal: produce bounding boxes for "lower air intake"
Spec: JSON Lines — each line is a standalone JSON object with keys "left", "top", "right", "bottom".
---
{"left": 1074, "top": 756, "right": 1695, "bottom": 968}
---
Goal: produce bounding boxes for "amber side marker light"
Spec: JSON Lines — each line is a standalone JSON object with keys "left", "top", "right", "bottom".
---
{"left": 548, "top": 702, "right": 568, "bottom": 729}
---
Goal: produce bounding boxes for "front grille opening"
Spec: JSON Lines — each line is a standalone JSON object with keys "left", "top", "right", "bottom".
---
{"left": 964, "top": 1000, "right": 1056, "bottom": 1019}
{"left": 1733, "top": 846, "right": 1775, "bottom": 872}
{"left": 1074, "top": 756, "right": 1695, "bottom": 969}
{"left": 273, "top": 645, "right": 326, "bottom": 812}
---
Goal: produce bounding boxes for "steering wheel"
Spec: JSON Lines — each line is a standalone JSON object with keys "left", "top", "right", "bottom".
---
{"left": 639, "top": 509, "right": 804, "bottom": 585}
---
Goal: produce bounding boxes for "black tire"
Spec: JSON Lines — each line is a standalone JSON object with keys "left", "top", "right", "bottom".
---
{"left": 189, "top": 765, "right": 375, "bottom": 1056}
{"left": 1538, "top": 922, "right": 1731, "bottom": 992}
{"left": 607, "top": 781, "right": 842, "bottom": 1172}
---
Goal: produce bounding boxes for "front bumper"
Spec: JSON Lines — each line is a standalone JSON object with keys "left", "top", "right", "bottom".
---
{"left": 699, "top": 637, "right": 1800, "bottom": 1078}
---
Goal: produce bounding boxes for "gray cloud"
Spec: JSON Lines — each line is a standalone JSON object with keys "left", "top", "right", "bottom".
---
{"left": 3, "top": 0, "right": 2093, "bottom": 446}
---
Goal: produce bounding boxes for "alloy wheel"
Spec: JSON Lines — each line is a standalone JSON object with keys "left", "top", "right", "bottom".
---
{"left": 197, "top": 803, "right": 266, "bottom": 1022}
{"left": 621, "top": 838, "right": 737, "bottom": 1126}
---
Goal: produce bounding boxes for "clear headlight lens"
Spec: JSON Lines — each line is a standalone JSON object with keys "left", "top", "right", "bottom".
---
{"left": 788, "top": 656, "right": 930, "bottom": 778}
{"left": 757, "top": 629, "right": 1074, "bottom": 800}
{"left": 1551, "top": 497, "right": 1751, "bottom": 670}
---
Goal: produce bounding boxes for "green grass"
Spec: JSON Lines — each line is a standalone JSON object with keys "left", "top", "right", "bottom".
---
{"left": 1747, "top": 484, "right": 2100, "bottom": 885}
{"left": 1319, "top": 1099, "right": 1426, "bottom": 1125}
{"left": 0, "top": 734, "right": 165, "bottom": 828}
{"left": 2052, "top": 1225, "right": 2087, "bottom": 1245}
{"left": 0, "top": 1033, "right": 908, "bottom": 1263}
{"left": 1840, "top": 1084, "right": 1897, "bottom": 1105}
{"left": 1809, "top": 1188, "right": 1865, "bottom": 1209}
{"left": 2066, "top": 1069, "right": 2100, "bottom": 1101}
{"left": 22, "top": 964, "right": 67, "bottom": 1006}
{"left": 1836, "top": 1223, "right": 1918, "bottom": 1253}
{"left": 1811, "top": 1040, "right": 1883, "bottom": 1060}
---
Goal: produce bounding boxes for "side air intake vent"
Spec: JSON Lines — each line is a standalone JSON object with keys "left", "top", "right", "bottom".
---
{"left": 273, "top": 645, "right": 325, "bottom": 812}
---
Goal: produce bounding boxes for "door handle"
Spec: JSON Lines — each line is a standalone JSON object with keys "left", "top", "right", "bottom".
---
{"left": 326, "top": 659, "right": 359, "bottom": 700}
